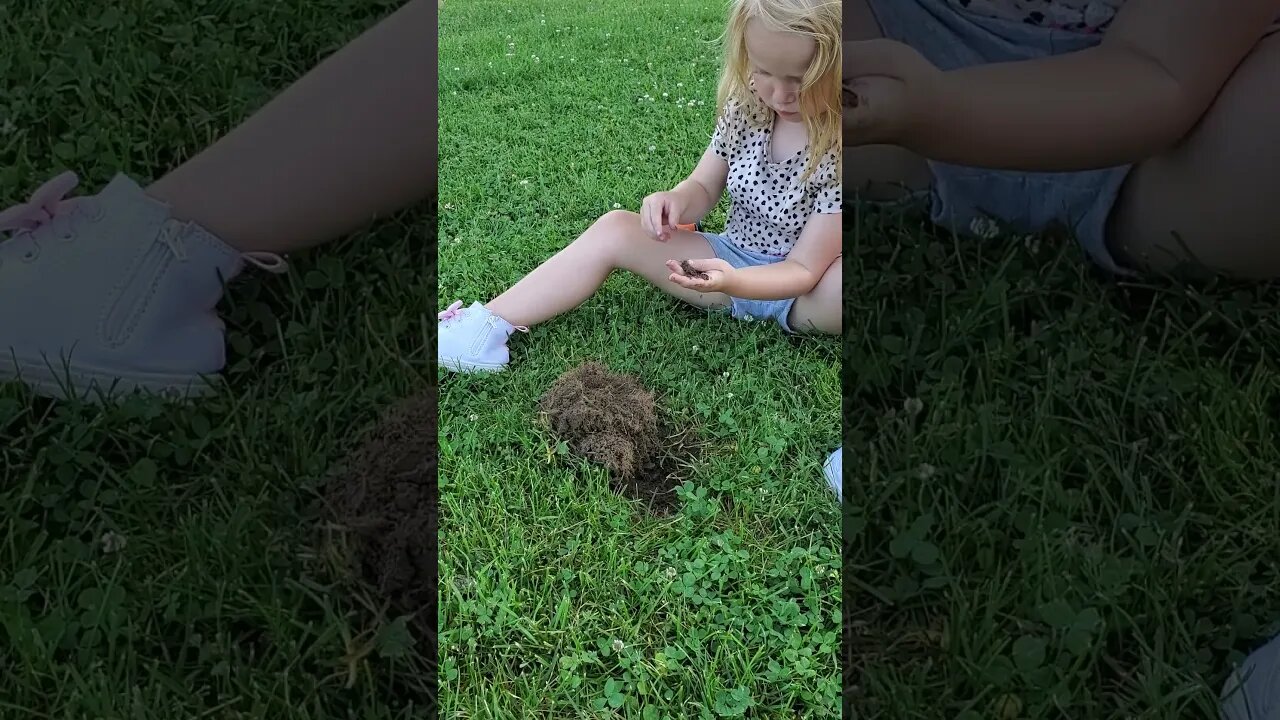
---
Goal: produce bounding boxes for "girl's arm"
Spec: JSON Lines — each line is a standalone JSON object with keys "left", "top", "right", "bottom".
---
{"left": 911, "top": 0, "right": 1280, "bottom": 172}
{"left": 670, "top": 146, "right": 729, "bottom": 224}
{"left": 723, "top": 211, "right": 840, "bottom": 300}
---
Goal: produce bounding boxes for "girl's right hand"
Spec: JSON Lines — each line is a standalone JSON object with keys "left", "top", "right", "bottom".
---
{"left": 641, "top": 190, "right": 685, "bottom": 242}
{"left": 843, "top": 38, "right": 942, "bottom": 148}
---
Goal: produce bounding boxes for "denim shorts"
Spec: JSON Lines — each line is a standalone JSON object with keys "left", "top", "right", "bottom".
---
{"left": 699, "top": 231, "right": 797, "bottom": 333}
{"left": 864, "top": 0, "right": 1133, "bottom": 274}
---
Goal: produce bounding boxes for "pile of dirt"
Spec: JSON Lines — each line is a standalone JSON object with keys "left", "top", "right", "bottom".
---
{"left": 325, "top": 390, "right": 437, "bottom": 635}
{"left": 539, "top": 362, "right": 692, "bottom": 514}
{"left": 539, "top": 361, "right": 658, "bottom": 478}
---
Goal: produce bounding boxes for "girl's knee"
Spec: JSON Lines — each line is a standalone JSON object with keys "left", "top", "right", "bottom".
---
{"left": 568, "top": 210, "right": 639, "bottom": 269}
{"left": 812, "top": 257, "right": 841, "bottom": 292}
{"left": 597, "top": 208, "right": 640, "bottom": 229}
{"left": 577, "top": 209, "right": 633, "bottom": 245}
{"left": 580, "top": 210, "right": 638, "bottom": 248}
{"left": 824, "top": 256, "right": 841, "bottom": 277}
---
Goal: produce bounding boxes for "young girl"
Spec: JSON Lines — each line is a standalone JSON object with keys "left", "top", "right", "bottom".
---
{"left": 436, "top": 0, "right": 844, "bottom": 498}
{"left": 840, "top": 0, "right": 1280, "bottom": 709}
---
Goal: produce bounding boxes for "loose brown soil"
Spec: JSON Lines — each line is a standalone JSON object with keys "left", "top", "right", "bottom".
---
{"left": 614, "top": 422, "right": 699, "bottom": 515}
{"left": 679, "top": 259, "right": 709, "bottom": 281}
{"left": 539, "top": 362, "right": 697, "bottom": 515}
{"left": 325, "top": 390, "right": 437, "bottom": 636}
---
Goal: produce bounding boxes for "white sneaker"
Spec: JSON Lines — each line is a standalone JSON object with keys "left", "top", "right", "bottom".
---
{"left": 437, "top": 300, "right": 527, "bottom": 373}
{"left": 0, "top": 171, "right": 286, "bottom": 402}
{"left": 823, "top": 447, "right": 842, "bottom": 501}
{"left": 1221, "top": 633, "right": 1280, "bottom": 719}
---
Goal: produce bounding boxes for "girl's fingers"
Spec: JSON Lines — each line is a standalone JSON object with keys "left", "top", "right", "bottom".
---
{"left": 641, "top": 202, "right": 657, "bottom": 238}
{"left": 651, "top": 201, "right": 667, "bottom": 239}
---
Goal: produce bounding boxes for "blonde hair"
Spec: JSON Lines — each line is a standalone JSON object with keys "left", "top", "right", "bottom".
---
{"left": 713, "top": 0, "right": 842, "bottom": 185}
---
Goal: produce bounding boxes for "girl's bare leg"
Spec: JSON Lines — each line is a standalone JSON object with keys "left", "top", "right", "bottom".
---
{"left": 484, "top": 210, "right": 731, "bottom": 328}
{"left": 147, "top": 0, "right": 435, "bottom": 254}
{"left": 1108, "top": 33, "right": 1280, "bottom": 278}
{"left": 788, "top": 258, "right": 842, "bottom": 335}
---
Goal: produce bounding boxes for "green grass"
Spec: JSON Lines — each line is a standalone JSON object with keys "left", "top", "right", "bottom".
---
{"left": 2, "top": 1, "right": 436, "bottom": 718}
{"left": 438, "top": 1, "right": 841, "bottom": 718}
{"left": 846, "top": 203, "right": 1280, "bottom": 718}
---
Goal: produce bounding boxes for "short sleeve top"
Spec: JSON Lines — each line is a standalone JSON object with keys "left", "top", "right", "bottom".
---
{"left": 709, "top": 100, "right": 841, "bottom": 257}
{"left": 946, "top": 0, "right": 1280, "bottom": 34}
{"left": 945, "top": 0, "right": 1124, "bottom": 32}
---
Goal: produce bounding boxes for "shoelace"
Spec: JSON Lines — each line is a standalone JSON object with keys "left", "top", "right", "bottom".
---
{"left": 438, "top": 300, "right": 465, "bottom": 322}
{"left": 0, "top": 171, "right": 289, "bottom": 274}
{"left": 0, "top": 172, "right": 79, "bottom": 233}
{"left": 437, "top": 300, "right": 528, "bottom": 332}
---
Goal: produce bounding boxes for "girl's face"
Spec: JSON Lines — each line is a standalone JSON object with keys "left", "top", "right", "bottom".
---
{"left": 743, "top": 17, "right": 816, "bottom": 123}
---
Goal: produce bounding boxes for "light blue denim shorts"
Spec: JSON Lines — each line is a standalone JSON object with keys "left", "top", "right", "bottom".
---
{"left": 699, "top": 231, "right": 797, "bottom": 333}
{"left": 865, "top": 0, "right": 1132, "bottom": 274}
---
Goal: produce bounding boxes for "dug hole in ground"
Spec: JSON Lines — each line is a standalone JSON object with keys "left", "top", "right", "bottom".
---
{"left": 539, "top": 361, "right": 701, "bottom": 516}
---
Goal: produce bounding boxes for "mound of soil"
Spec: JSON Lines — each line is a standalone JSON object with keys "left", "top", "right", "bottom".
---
{"left": 539, "top": 362, "right": 695, "bottom": 514}
{"left": 539, "top": 362, "right": 658, "bottom": 479}
{"left": 325, "top": 390, "right": 437, "bottom": 634}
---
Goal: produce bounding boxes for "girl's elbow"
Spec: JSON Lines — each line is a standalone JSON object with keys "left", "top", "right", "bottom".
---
{"left": 1148, "top": 78, "right": 1213, "bottom": 155}
{"left": 798, "top": 267, "right": 825, "bottom": 296}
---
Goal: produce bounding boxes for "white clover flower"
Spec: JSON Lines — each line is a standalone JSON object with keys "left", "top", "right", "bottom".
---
{"left": 101, "top": 531, "right": 127, "bottom": 553}
{"left": 969, "top": 216, "right": 1000, "bottom": 240}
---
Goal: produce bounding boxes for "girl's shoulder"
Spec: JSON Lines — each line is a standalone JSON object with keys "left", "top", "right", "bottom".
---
{"left": 716, "top": 94, "right": 770, "bottom": 130}
{"left": 713, "top": 96, "right": 767, "bottom": 155}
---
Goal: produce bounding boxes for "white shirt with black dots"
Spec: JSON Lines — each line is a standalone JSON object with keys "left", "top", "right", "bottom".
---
{"left": 946, "top": 0, "right": 1280, "bottom": 34}
{"left": 710, "top": 101, "right": 841, "bottom": 258}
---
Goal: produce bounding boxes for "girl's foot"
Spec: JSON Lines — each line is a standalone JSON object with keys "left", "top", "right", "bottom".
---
{"left": 1221, "top": 632, "right": 1280, "bottom": 719}
{"left": 824, "top": 447, "right": 842, "bottom": 501}
{"left": 437, "top": 300, "right": 527, "bottom": 373}
{"left": 0, "top": 172, "right": 286, "bottom": 402}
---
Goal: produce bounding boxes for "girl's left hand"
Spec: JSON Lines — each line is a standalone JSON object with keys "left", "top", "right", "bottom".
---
{"left": 666, "top": 258, "right": 735, "bottom": 292}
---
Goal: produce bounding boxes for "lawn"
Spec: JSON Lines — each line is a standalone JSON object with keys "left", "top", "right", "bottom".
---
{"left": 846, "top": 202, "right": 1280, "bottom": 718}
{"left": 2, "top": 1, "right": 437, "bottom": 718}
{"left": 437, "top": 0, "right": 841, "bottom": 718}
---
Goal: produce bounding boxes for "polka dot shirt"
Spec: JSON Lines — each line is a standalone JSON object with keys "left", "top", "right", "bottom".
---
{"left": 947, "top": 0, "right": 1280, "bottom": 34}
{"left": 710, "top": 100, "right": 841, "bottom": 257}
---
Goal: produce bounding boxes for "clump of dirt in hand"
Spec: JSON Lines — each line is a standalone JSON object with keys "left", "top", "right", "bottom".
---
{"left": 679, "top": 259, "right": 709, "bottom": 280}
{"left": 325, "top": 390, "right": 437, "bottom": 635}
{"left": 539, "top": 362, "right": 658, "bottom": 479}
